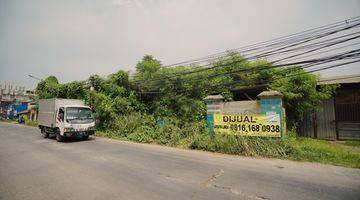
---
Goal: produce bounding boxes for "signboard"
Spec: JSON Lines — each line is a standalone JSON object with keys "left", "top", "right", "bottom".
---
{"left": 213, "top": 113, "right": 281, "bottom": 137}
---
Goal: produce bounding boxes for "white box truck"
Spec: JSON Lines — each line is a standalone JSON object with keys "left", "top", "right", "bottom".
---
{"left": 38, "top": 98, "right": 95, "bottom": 142}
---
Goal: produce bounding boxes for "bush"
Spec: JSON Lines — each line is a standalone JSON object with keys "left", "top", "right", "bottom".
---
{"left": 190, "top": 133, "right": 293, "bottom": 158}
{"left": 180, "top": 121, "right": 207, "bottom": 138}
{"left": 25, "top": 120, "right": 38, "bottom": 127}
{"left": 155, "top": 119, "right": 181, "bottom": 146}
{"left": 95, "top": 117, "right": 359, "bottom": 168}
{"left": 111, "top": 113, "right": 156, "bottom": 137}
{"left": 287, "top": 138, "right": 360, "bottom": 168}
{"left": 128, "top": 126, "right": 155, "bottom": 143}
{"left": 190, "top": 133, "right": 216, "bottom": 151}
{"left": 100, "top": 115, "right": 206, "bottom": 147}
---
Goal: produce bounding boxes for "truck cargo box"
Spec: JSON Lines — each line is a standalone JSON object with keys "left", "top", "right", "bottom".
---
{"left": 38, "top": 98, "right": 85, "bottom": 128}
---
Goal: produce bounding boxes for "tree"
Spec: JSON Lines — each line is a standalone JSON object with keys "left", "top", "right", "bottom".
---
{"left": 35, "top": 76, "right": 60, "bottom": 98}
{"left": 135, "top": 55, "right": 161, "bottom": 74}
{"left": 63, "top": 81, "right": 86, "bottom": 99}
{"left": 34, "top": 53, "right": 337, "bottom": 133}
{"left": 88, "top": 74, "right": 105, "bottom": 92}
{"left": 269, "top": 67, "right": 338, "bottom": 128}
{"left": 109, "top": 70, "right": 129, "bottom": 88}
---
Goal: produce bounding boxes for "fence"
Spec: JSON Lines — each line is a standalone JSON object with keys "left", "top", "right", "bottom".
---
{"left": 204, "top": 91, "right": 286, "bottom": 138}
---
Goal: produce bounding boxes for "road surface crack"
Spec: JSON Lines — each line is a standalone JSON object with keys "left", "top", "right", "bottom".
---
{"left": 255, "top": 196, "right": 270, "bottom": 200}
{"left": 201, "top": 169, "right": 266, "bottom": 199}
{"left": 202, "top": 169, "right": 224, "bottom": 187}
{"left": 202, "top": 169, "right": 241, "bottom": 195}
{"left": 213, "top": 184, "right": 241, "bottom": 195}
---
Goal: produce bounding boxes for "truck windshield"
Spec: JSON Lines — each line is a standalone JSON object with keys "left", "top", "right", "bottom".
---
{"left": 66, "top": 107, "right": 94, "bottom": 123}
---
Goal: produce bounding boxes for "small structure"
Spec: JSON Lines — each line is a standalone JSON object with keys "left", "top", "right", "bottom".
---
{"left": 204, "top": 91, "right": 286, "bottom": 137}
{"left": 299, "top": 74, "right": 360, "bottom": 140}
{"left": 16, "top": 101, "right": 38, "bottom": 121}
{"left": 0, "top": 84, "right": 37, "bottom": 120}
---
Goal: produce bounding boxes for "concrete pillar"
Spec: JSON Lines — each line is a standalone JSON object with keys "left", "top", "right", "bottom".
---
{"left": 257, "top": 91, "right": 285, "bottom": 137}
{"left": 204, "top": 95, "right": 224, "bottom": 137}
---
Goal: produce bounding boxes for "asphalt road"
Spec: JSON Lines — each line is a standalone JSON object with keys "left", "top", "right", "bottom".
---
{"left": 0, "top": 122, "right": 359, "bottom": 200}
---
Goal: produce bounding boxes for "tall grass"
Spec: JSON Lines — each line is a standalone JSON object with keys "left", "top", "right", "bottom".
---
{"left": 96, "top": 113, "right": 360, "bottom": 168}
{"left": 288, "top": 138, "right": 360, "bottom": 168}
{"left": 189, "top": 133, "right": 293, "bottom": 158}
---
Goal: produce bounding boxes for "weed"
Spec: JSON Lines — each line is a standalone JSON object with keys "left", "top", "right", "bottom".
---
{"left": 25, "top": 120, "right": 38, "bottom": 127}
{"left": 128, "top": 126, "right": 155, "bottom": 143}
{"left": 95, "top": 114, "right": 360, "bottom": 168}
{"left": 344, "top": 140, "right": 360, "bottom": 147}
{"left": 288, "top": 138, "right": 360, "bottom": 168}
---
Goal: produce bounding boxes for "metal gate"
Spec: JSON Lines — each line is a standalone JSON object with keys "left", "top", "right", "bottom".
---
{"left": 335, "top": 88, "right": 360, "bottom": 140}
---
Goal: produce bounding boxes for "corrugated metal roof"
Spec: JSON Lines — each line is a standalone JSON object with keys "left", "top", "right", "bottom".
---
{"left": 318, "top": 74, "right": 360, "bottom": 85}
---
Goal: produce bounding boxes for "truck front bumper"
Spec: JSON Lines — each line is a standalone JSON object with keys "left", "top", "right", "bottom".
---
{"left": 64, "top": 130, "right": 95, "bottom": 137}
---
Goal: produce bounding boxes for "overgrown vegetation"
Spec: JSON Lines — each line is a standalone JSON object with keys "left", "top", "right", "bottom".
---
{"left": 33, "top": 52, "right": 357, "bottom": 167}
{"left": 25, "top": 120, "right": 38, "bottom": 127}
{"left": 191, "top": 133, "right": 360, "bottom": 168}
{"left": 344, "top": 140, "right": 360, "bottom": 147}
{"left": 35, "top": 52, "right": 336, "bottom": 129}
{"left": 95, "top": 121, "right": 360, "bottom": 168}
{"left": 287, "top": 137, "right": 360, "bottom": 168}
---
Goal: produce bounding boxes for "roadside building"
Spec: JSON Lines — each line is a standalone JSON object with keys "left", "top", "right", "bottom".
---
{"left": 228, "top": 74, "right": 360, "bottom": 140}
{"left": 299, "top": 75, "right": 360, "bottom": 140}
{"left": 0, "top": 84, "right": 37, "bottom": 120}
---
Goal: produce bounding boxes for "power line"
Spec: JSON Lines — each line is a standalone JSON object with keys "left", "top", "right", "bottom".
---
{"left": 139, "top": 54, "right": 360, "bottom": 95}
{"left": 204, "top": 59, "right": 360, "bottom": 94}
{"left": 142, "top": 49, "right": 360, "bottom": 90}
{"left": 277, "top": 41, "right": 360, "bottom": 63}
{"left": 248, "top": 23, "right": 360, "bottom": 59}
{"left": 270, "top": 33, "right": 360, "bottom": 64}
{"left": 162, "top": 16, "right": 360, "bottom": 68}
{"left": 140, "top": 54, "right": 359, "bottom": 95}
{"left": 174, "top": 26, "right": 359, "bottom": 79}
{"left": 131, "top": 17, "right": 360, "bottom": 97}
{"left": 134, "top": 21, "right": 360, "bottom": 85}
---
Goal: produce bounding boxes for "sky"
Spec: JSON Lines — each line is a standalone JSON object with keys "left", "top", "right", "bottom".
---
{"left": 0, "top": 0, "right": 359, "bottom": 89}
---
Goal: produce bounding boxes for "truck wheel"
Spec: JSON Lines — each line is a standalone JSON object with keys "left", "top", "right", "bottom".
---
{"left": 56, "top": 133, "right": 64, "bottom": 142}
{"left": 82, "top": 135, "right": 89, "bottom": 140}
{"left": 41, "top": 129, "right": 49, "bottom": 138}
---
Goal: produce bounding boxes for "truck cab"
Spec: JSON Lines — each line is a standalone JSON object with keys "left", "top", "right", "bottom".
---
{"left": 55, "top": 105, "right": 95, "bottom": 141}
{"left": 38, "top": 99, "right": 95, "bottom": 142}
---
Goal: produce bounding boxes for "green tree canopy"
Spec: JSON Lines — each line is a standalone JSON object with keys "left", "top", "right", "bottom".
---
{"left": 35, "top": 52, "right": 337, "bottom": 130}
{"left": 269, "top": 67, "right": 337, "bottom": 126}
{"left": 35, "top": 76, "right": 60, "bottom": 99}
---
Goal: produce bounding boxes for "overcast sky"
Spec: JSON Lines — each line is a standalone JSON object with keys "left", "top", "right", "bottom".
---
{"left": 0, "top": 0, "right": 359, "bottom": 89}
